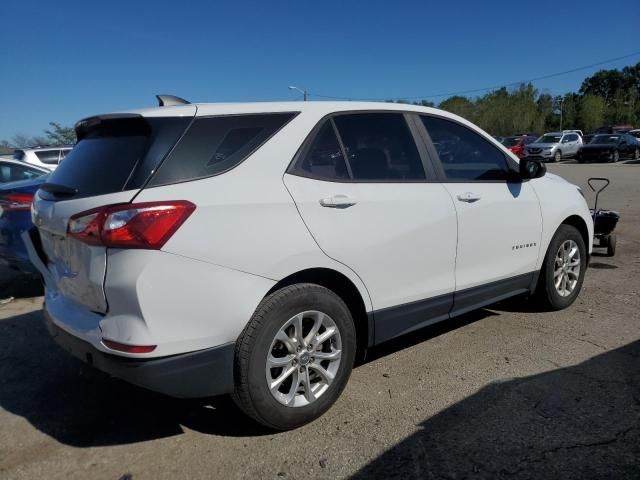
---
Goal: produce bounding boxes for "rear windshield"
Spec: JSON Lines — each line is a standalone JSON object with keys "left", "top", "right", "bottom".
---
{"left": 501, "top": 137, "right": 520, "bottom": 147}
{"left": 41, "top": 116, "right": 191, "bottom": 200}
{"left": 12, "top": 150, "right": 25, "bottom": 161}
{"left": 147, "top": 112, "right": 297, "bottom": 187}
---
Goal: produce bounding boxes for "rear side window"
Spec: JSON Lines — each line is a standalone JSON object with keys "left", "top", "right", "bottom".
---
{"left": 148, "top": 113, "right": 297, "bottom": 186}
{"left": 35, "top": 150, "right": 60, "bottom": 165}
{"left": 334, "top": 113, "right": 425, "bottom": 181}
{"left": 290, "top": 112, "right": 426, "bottom": 182}
{"left": 12, "top": 150, "right": 25, "bottom": 161}
{"left": 421, "top": 115, "right": 512, "bottom": 181}
{"left": 297, "top": 120, "right": 349, "bottom": 180}
{"left": 0, "top": 163, "right": 44, "bottom": 182}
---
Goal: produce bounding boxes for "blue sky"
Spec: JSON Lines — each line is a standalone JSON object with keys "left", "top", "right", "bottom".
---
{"left": 0, "top": 0, "right": 638, "bottom": 140}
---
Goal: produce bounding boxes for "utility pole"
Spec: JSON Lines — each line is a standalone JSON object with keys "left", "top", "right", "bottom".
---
{"left": 559, "top": 96, "right": 565, "bottom": 131}
{"left": 289, "top": 86, "right": 308, "bottom": 101}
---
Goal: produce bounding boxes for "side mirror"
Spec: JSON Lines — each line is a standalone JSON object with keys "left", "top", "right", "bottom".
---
{"left": 520, "top": 158, "right": 546, "bottom": 179}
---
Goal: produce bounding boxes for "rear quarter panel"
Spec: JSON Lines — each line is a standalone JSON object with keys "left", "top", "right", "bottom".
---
{"left": 133, "top": 111, "right": 373, "bottom": 313}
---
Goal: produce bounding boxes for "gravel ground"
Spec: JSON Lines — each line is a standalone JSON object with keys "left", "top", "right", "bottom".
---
{"left": 0, "top": 163, "right": 638, "bottom": 480}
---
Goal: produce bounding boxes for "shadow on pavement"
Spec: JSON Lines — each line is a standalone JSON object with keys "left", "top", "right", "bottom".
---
{"left": 0, "top": 304, "right": 498, "bottom": 446}
{"left": 353, "top": 340, "right": 640, "bottom": 479}
{"left": 0, "top": 310, "right": 272, "bottom": 446}
{"left": 0, "top": 266, "right": 43, "bottom": 299}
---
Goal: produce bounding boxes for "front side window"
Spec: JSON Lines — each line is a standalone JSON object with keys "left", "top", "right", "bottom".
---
{"left": 333, "top": 113, "right": 425, "bottom": 181}
{"left": 593, "top": 135, "right": 620, "bottom": 144}
{"left": 421, "top": 116, "right": 512, "bottom": 181}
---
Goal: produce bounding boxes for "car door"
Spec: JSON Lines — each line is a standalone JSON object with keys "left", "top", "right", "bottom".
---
{"left": 284, "top": 112, "right": 458, "bottom": 343}
{"left": 620, "top": 134, "right": 635, "bottom": 157}
{"left": 568, "top": 134, "right": 581, "bottom": 155}
{"left": 418, "top": 115, "right": 543, "bottom": 315}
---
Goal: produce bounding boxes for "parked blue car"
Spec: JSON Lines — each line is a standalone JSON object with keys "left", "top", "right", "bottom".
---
{"left": 0, "top": 174, "right": 48, "bottom": 274}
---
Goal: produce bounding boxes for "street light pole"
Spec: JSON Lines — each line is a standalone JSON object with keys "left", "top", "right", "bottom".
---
{"left": 288, "top": 85, "right": 308, "bottom": 101}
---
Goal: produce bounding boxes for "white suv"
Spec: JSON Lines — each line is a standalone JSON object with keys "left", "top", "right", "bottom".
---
{"left": 13, "top": 145, "right": 73, "bottom": 170}
{"left": 524, "top": 132, "right": 583, "bottom": 162}
{"left": 24, "top": 98, "right": 593, "bottom": 430}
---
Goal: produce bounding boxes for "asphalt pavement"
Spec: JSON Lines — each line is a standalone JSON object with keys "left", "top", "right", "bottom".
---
{"left": 0, "top": 163, "right": 638, "bottom": 479}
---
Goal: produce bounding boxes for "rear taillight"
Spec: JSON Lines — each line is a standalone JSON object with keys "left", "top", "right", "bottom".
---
{"left": 0, "top": 192, "right": 35, "bottom": 213}
{"left": 68, "top": 201, "right": 195, "bottom": 249}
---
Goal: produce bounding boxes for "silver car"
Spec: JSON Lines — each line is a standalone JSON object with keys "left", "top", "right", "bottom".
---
{"left": 524, "top": 132, "right": 582, "bottom": 162}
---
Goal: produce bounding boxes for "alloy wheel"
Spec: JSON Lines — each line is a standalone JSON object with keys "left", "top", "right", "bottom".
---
{"left": 554, "top": 239, "right": 581, "bottom": 297}
{"left": 266, "top": 310, "right": 342, "bottom": 407}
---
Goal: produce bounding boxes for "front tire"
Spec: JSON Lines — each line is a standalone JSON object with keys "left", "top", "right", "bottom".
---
{"left": 612, "top": 150, "right": 619, "bottom": 162}
{"left": 232, "top": 284, "right": 356, "bottom": 430}
{"left": 534, "top": 225, "right": 587, "bottom": 310}
{"left": 554, "top": 151, "right": 562, "bottom": 163}
{"left": 634, "top": 148, "right": 639, "bottom": 160}
{"left": 606, "top": 234, "right": 617, "bottom": 257}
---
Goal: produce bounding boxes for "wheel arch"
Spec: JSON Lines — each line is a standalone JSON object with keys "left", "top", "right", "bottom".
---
{"left": 561, "top": 214, "right": 590, "bottom": 251}
{"left": 266, "top": 268, "right": 373, "bottom": 350}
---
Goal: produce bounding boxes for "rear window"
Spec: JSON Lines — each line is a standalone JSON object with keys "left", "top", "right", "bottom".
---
{"left": 147, "top": 113, "right": 297, "bottom": 186}
{"left": 12, "top": 150, "right": 25, "bottom": 161}
{"left": 41, "top": 116, "right": 191, "bottom": 200}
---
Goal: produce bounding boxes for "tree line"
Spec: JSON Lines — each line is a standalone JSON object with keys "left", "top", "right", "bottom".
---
{"left": 1, "top": 122, "right": 76, "bottom": 149}
{"left": 390, "top": 62, "right": 640, "bottom": 136}
{"left": 2, "top": 63, "right": 639, "bottom": 147}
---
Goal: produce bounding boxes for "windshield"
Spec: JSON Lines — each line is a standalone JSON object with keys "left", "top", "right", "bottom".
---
{"left": 501, "top": 137, "right": 520, "bottom": 147}
{"left": 538, "top": 135, "right": 562, "bottom": 143}
{"left": 591, "top": 135, "right": 620, "bottom": 144}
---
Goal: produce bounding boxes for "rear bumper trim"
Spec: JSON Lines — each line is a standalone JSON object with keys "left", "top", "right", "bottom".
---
{"left": 45, "top": 310, "right": 236, "bottom": 398}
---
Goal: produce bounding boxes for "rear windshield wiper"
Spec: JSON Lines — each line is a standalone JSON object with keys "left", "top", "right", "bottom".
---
{"left": 40, "top": 182, "right": 79, "bottom": 198}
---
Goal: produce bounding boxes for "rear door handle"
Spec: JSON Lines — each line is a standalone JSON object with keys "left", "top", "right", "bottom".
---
{"left": 456, "top": 192, "right": 481, "bottom": 203}
{"left": 319, "top": 195, "right": 357, "bottom": 208}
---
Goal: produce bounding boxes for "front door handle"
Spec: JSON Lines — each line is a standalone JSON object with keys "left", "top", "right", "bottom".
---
{"left": 319, "top": 195, "right": 357, "bottom": 208}
{"left": 456, "top": 192, "right": 481, "bottom": 203}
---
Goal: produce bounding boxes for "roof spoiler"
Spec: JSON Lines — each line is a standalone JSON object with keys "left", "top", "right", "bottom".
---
{"left": 156, "top": 94, "right": 191, "bottom": 107}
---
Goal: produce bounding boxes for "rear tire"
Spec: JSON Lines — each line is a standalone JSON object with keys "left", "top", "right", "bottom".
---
{"left": 232, "top": 284, "right": 356, "bottom": 430}
{"left": 533, "top": 224, "right": 587, "bottom": 310}
{"left": 634, "top": 148, "right": 639, "bottom": 160}
{"left": 612, "top": 150, "right": 619, "bottom": 162}
{"left": 606, "top": 234, "right": 617, "bottom": 257}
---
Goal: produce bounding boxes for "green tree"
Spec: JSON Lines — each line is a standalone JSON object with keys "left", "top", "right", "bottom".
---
{"left": 578, "top": 94, "right": 606, "bottom": 132}
{"left": 438, "top": 96, "right": 476, "bottom": 122}
{"left": 43, "top": 122, "right": 76, "bottom": 145}
{"left": 1, "top": 122, "right": 75, "bottom": 148}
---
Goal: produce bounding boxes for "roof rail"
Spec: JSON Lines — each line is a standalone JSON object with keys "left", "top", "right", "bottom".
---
{"left": 156, "top": 94, "right": 191, "bottom": 107}
{"left": 25, "top": 144, "right": 75, "bottom": 150}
